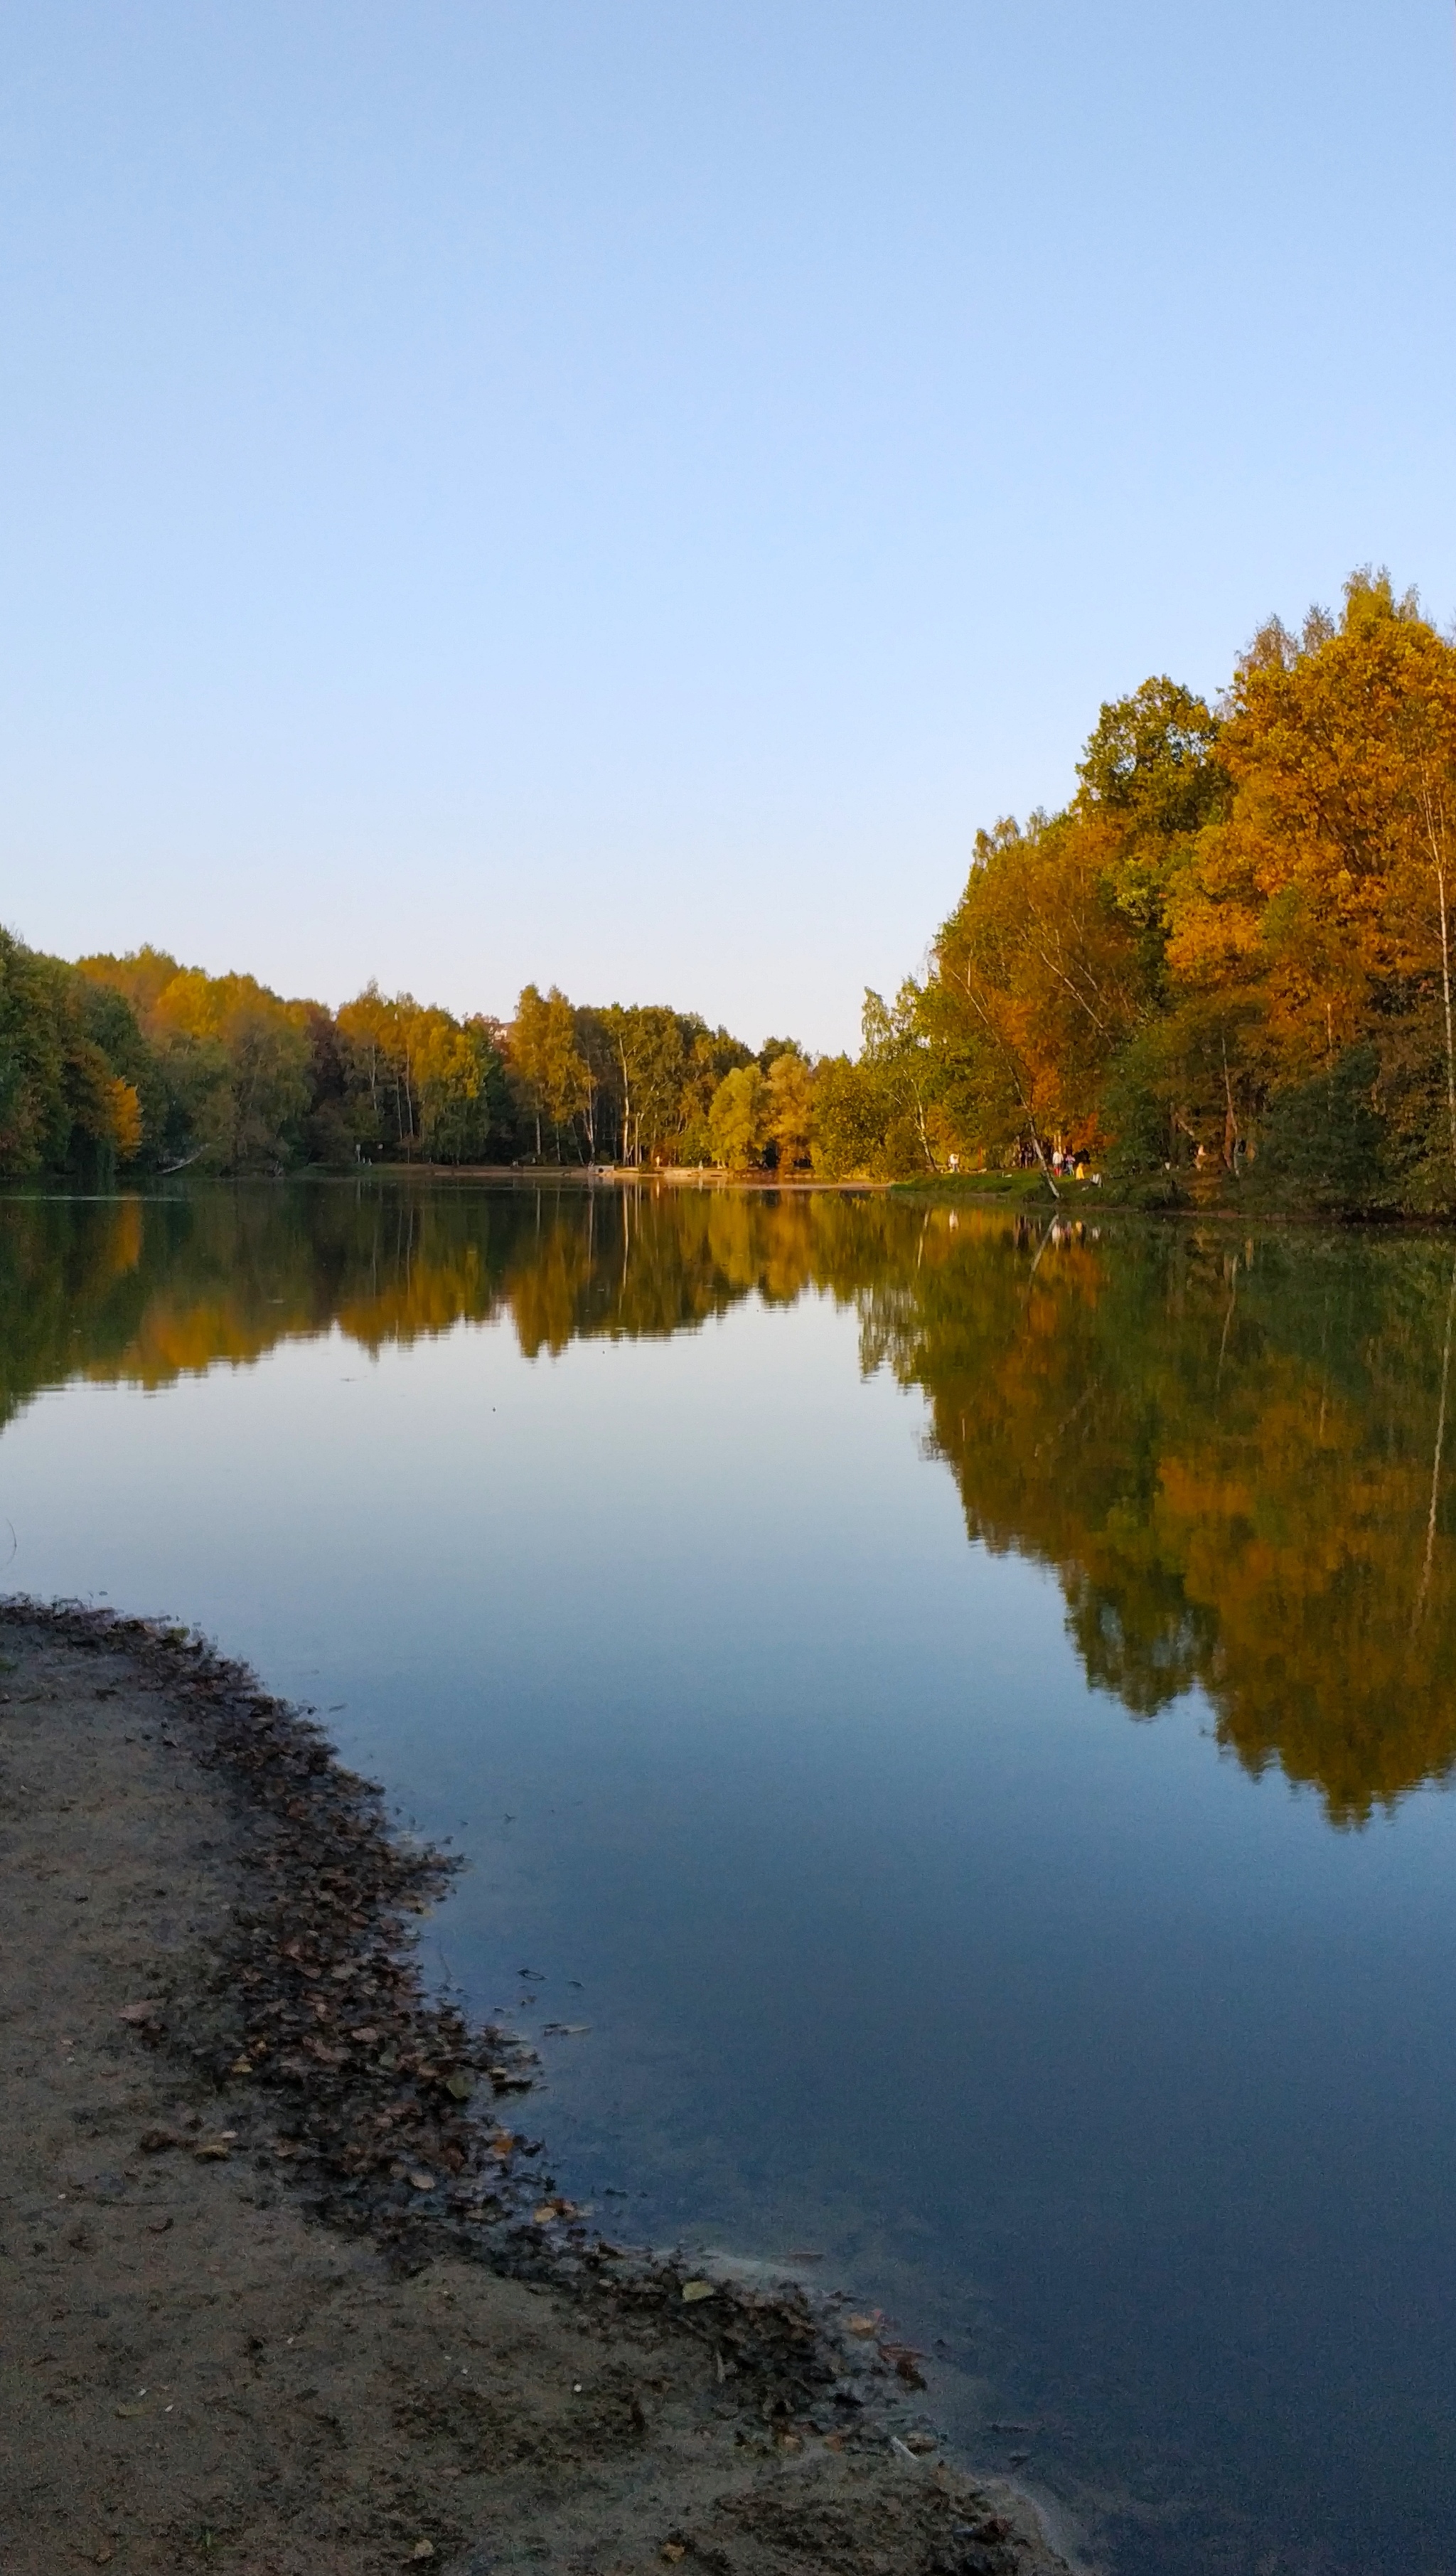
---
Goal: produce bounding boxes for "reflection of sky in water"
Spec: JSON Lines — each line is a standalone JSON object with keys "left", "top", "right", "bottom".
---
{"left": 5, "top": 1187, "right": 1456, "bottom": 2576}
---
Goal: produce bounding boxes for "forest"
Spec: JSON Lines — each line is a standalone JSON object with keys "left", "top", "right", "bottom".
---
{"left": 6, "top": 565, "right": 1456, "bottom": 1212}
{"left": 0, "top": 936, "right": 815, "bottom": 1181}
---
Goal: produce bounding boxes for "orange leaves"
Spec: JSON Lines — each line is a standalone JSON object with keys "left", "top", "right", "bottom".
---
{"left": 1167, "top": 579, "right": 1456, "bottom": 1101}
{"left": 928, "top": 577, "right": 1456, "bottom": 1189}
{"left": 929, "top": 808, "right": 1142, "bottom": 1161}
{"left": 105, "top": 1076, "right": 144, "bottom": 1162}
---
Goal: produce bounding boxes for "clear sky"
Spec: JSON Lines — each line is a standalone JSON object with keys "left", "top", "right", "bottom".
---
{"left": 4, "top": 2, "right": 1454, "bottom": 1053}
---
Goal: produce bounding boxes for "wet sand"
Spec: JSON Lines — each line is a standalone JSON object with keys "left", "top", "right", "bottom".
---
{"left": 0, "top": 1601, "right": 1070, "bottom": 2576}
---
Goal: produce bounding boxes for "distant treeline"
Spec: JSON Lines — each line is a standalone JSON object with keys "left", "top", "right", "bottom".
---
{"left": 8, "top": 565, "right": 1456, "bottom": 1207}
{"left": 0, "top": 929, "right": 929, "bottom": 1181}
{"left": 0, "top": 948, "right": 815, "bottom": 1178}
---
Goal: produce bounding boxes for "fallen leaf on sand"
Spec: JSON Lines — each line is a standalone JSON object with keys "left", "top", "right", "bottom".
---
{"left": 117, "top": 2002, "right": 164, "bottom": 2024}
{"left": 444, "top": 2071, "right": 473, "bottom": 2100}
{"left": 681, "top": 2280, "right": 715, "bottom": 2303}
{"left": 408, "top": 2545, "right": 434, "bottom": 2562}
{"left": 114, "top": 2404, "right": 147, "bottom": 2419}
{"left": 845, "top": 2314, "right": 879, "bottom": 2336}
{"left": 192, "top": 2143, "right": 230, "bottom": 2161}
{"left": 488, "top": 2132, "right": 514, "bottom": 2159}
{"left": 661, "top": 2547, "right": 686, "bottom": 2565}
{"left": 228, "top": 2056, "right": 252, "bottom": 2076}
{"left": 406, "top": 2169, "right": 437, "bottom": 2191}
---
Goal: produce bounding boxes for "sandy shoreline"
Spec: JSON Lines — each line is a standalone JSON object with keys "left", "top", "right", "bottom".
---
{"left": 0, "top": 1600, "right": 1070, "bottom": 2576}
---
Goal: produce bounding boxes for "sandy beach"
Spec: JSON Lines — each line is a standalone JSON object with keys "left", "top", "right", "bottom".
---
{"left": 0, "top": 1601, "right": 1069, "bottom": 2576}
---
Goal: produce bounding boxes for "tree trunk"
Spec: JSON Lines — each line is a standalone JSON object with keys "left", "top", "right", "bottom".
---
{"left": 1221, "top": 1035, "right": 1241, "bottom": 1172}
{"left": 1438, "top": 849, "right": 1456, "bottom": 1190}
{"left": 1420, "top": 779, "right": 1456, "bottom": 1194}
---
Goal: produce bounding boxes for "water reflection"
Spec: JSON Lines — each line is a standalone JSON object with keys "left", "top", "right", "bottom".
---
{"left": 883, "top": 1212, "right": 1456, "bottom": 1823}
{"left": 0, "top": 1180, "right": 883, "bottom": 1396}
{"left": 6, "top": 1180, "right": 1456, "bottom": 1822}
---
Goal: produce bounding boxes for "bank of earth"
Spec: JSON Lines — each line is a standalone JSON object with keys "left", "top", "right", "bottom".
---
{"left": 0, "top": 1603, "right": 1070, "bottom": 2576}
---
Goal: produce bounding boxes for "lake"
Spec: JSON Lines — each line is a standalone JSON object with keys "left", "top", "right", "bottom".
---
{"left": 6, "top": 1177, "right": 1456, "bottom": 2575}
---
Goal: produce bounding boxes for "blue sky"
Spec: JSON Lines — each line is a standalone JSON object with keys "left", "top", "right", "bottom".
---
{"left": 4, "top": 1, "right": 1453, "bottom": 1052}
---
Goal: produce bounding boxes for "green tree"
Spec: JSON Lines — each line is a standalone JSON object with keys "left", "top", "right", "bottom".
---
{"left": 810, "top": 1053, "right": 889, "bottom": 1178}
{"left": 1, "top": 931, "right": 154, "bottom": 1175}
{"left": 707, "top": 1063, "right": 770, "bottom": 1170}
{"left": 1076, "top": 675, "right": 1228, "bottom": 946}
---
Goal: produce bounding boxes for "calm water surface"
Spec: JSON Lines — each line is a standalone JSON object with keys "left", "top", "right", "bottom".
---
{"left": 6, "top": 1180, "right": 1456, "bottom": 2575}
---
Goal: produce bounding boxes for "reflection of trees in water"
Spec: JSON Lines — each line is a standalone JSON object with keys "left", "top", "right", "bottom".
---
{"left": 884, "top": 1214, "right": 1456, "bottom": 1822}
{"left": 0, "top": 1181, "right": 899, "bottom": 1411}
{"left": 6, "top": 1181, "right": 1456, "bottom": 1819}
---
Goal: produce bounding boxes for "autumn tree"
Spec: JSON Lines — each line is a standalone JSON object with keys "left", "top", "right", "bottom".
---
{"left": 924, "top": 813, "right": 1141, "bottom": 1182}
{"left": 509, "top": 985, "right": 590, "bottom": 1160}
{"left": 1155, "top": 572, "right": 1456, "bottom": 1201}
{"left": 766, "top": 1047, "right": 815, "bottom": 1172}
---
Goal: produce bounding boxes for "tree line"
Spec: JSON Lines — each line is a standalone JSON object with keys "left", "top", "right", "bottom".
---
{"left": 0, "top": 941, "right": 822, "bottom": 1178}
{"left": 7, "top": 564, "right": 1456, "bottom": 1206}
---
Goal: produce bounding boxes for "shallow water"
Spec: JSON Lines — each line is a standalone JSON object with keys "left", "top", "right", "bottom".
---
{"left": 6, "top": 1177, "right": 1456, "bottom": 2574}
